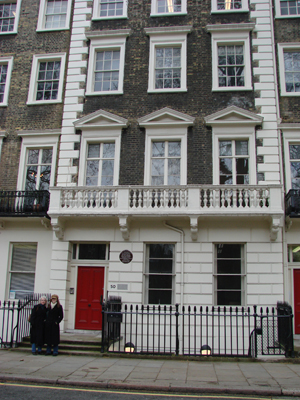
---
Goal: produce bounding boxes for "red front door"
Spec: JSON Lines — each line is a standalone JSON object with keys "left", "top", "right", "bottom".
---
{"left": 75, "top": 266, "right": 105, "bottom": 330}
{"left": 294, "top": 269, "right": 300, "bottom": 334}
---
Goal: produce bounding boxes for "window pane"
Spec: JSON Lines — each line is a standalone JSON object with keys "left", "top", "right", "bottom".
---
{"left": 78, "top": 243, "right": 106, "bottom": 259}
{"left": 149, "top": 289, "right": 172, "bottom": 305}
{"left": 152, "top": 142, "right": 165, "bottom": 157}
{"left": 149, "top": 259, "right": 173, "bottom": 273}
{"left": 42, "top": 149, "right": 53, "bottom": 164}
{"left": 290, "top": 144, "right": 300, "bottom": 160}
{"left": 217, "top": 244, "right": 241, "bottom": 259}
{"left": 149, "top": 243, "right": 174, "bottom": 258}
{"left": 168, "top": 141, "right": 181, "bottom": 157}
{"left": 219, "top": 141, "right": 232, "bottom": 156}
{"left": 292, "top": 245, "right": 300, "bottom": 262}
{"left": 217, "top": 259, "right": 241, "bottom": 274}
{"left": 88, "top": 144, "right": 100, "bottom": 158}
{"left": 103, "top": 143, "right": 115, "bottom": 158}
{"left": 217, "top": 290, "right": 241, "bottom": 306}
{"left": 235, "top": 140, "right": 248, "bottom": 156}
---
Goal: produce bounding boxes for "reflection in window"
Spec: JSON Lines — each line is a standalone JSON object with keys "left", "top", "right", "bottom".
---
{"left": 151, "top": 141, "right": 181, "bottom": 185}
{"left": 157, "top": 0, "right": 181, "bottom": 13}
{"left": 45, "top": 0, "right": 68, "bottom": 29}
{"left": 284, "top": 51, "right": 300, "bottom": 93}
{"left": 94, "top": 50, "right": 120, "bottom": 92}
{"left": 86, "top": 142, "right": 115, "bottom": 186}
{"left": 217, "top": 0, "right": 242, "bottom": 9}
{"left": 146, "top": 243, "right": 174, "bottom": 305}
{"left": 280, "top": 0, "right": 300, "bottom": 16}
{"left": 219, "top": 140, "right": 249, "bottom": 184}
{"left": 215, "top": 244, "right": 244, "bottom": 306}
{"left": 218, "top": 45, "right": 244, "bottom": 87}
{"left": 289, "top": 245, "right": 300, "bottom": 262}
{"left": 155, "top": 47, "right": 181, "bottom": 89}
{"left": 0, "top": 2, "right": 16, "bottom": 32}
{"left": 289, "top": 144, "right": 300, "bottom": 188}
{"left": 25, "top": 149, "right": 53, "bottom": 191}
{"left": 99, "top": 0, "right": 124, "bottom": 17}
{"left": 36, "top": 60, "right": 61, "bottom": 101}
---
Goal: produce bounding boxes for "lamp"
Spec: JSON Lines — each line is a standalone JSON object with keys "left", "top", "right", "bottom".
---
{"left": 124, "top": 342, "right": 135, "bottom": 353}
{"left": 200, "top": 344, "right": 211, "bottom": 356}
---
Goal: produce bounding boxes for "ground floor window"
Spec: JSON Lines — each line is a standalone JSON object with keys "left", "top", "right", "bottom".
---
{"left": 9, "top": 243, "right": 37, "bottom": 299}
{"left": 288, "top": 245, "right": 300, "bottom": 263}
{"left": 145, "top": 243, "right": 175, "bottom": 305}
{"left": 214, "top": 243, "right": 245, "bottom": 306}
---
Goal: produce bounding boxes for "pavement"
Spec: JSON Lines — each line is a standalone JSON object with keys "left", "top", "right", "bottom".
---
{"left": 0, "top": 350, "right": 300, "bottom": 397}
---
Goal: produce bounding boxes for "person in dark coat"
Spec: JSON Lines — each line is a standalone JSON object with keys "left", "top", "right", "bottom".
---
{"left": 45, "top": 294, "right": 63, "bottom": 356}
{"left": 30, "top": 296, "right": 47, "bottom": 355}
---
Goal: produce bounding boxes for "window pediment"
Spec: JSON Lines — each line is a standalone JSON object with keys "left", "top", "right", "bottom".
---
{"left": 204, "top": 106, "right": 263, "bottom": 127}
{"left": 74, "top": 110, "right": 128, "bottom": 129}
{"left": 138, "top": 107, "right": 195, "bottom": 127}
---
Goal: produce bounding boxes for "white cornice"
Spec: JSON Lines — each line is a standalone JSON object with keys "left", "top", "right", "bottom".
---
{"left": 138, "top": 107, "right": 195, "bottom": 127}
{"left": 144, "top": 25, "right": 193, "bottom": 35}
{"left": 85, "top": 29, "right": 131, "bottom": 40}
{"left": 206, "top": 23, "right": 255, "bottom": 33}
{"left": 205, "top": 105, "right": 263, "bottom": 126}
{"left": 18, "top": 129, "right": 61, "bottom": 137}
{"left": 74, "top": 109, "right": 128, "bottom": 129}
{"left": 278, "top": 123, "right": 300, "bottom": 131}
{"left": 0, "top": 131, "right": 8, "bottom": 138}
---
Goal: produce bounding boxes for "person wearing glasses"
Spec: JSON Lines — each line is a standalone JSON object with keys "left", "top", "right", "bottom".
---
{"left": 30, "top": 296, "right": 47, "bottom": 355}
{"left": 45, "top": 294, "right": 63, "bottom": 356}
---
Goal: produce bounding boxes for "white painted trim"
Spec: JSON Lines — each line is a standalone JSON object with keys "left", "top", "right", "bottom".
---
{"left": 0, "top": 131, "right": 7, "bottom": 161}
{"left": 85, "top": 33, "right": 129, "bottom": 96}
{"left": 17, "top": 132, "right": 60, "bottom": 190}
{"left": 0, "top": 0, "right": 22, "bottom": 35}
{"left": 78, "top": 128, "right": 121, "bottom": 186}
{"left": 150, "top": 0, "right": 187, "bottom": 16}
{"left": 36, "top": 0, "right": 72, "bottom": 31}
{"left": 144, "top": 127, "right": 187, "bottom": 185}
{"left": 211, "top": 0, "right": 248, "bottom": 13}
{"left": 212, "top": 126, "right": 257, "bottom": 185}
{"left": 26, "top": 53, "right": 66, "bottom": 105}
{"left": 208, "top": 26, "right": 253, "bottom": 92}
{"left": 92, "top": 0, "right": 128, "bottom": 21}
{"left": 0, "top": 56, "right": 13, "bottom": 106}
{"left": 282, "top": 129, "right": 300, "bottom": 192}
{"left": 274, "top": 0, "right": 300, "bottom": 18}
{"left": 146, "top": 30, "right": 190, "bottom": 93}
{"left": 277, "top": 43, "right": 300, "bottom": 97}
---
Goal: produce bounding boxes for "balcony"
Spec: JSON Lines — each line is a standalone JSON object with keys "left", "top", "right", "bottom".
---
{"left": 0, "top": 190, "right": 50, "bottom": 217}
{"left": 49, "top": 185, "right": 283, "bottom": 217}
{"left": 286, "top": 189, "right": 300, "bottom": 218}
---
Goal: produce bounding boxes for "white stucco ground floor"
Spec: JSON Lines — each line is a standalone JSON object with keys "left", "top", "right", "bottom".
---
{"left": 0, "top": 215, "right": 299, "bottom": 335}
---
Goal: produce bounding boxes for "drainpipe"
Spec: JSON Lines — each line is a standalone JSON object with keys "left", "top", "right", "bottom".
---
{"left": 163, "top": 222, "right": 185, "bottom": 308}
{"left": 268, "top": 0, "right": 288, "bottom": 303}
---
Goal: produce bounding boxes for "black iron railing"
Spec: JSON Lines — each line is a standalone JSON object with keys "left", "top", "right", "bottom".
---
{"left": 102, "top": 303, "right": 294, "bottom": 358}
{"left": 0, "top": 190, "right": 50, "bottom": 217}
{"left": 286, "top": 189, "right": 300, "bottom": 217}
{"left": 0, "top": 293, "right": 51, "bottom": 348}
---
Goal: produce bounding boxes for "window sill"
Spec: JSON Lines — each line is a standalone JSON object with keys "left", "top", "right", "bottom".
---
{"left": 92, "top": 16, "right": 128, "bottom": 21}
{"left": 36, "top": 27, "right": 70, "bottom": 32}
{"left": 212, "top": 86, "right": 252, "bottom": 92}
{"left": 0, "top": 103, "right": 8, "bottom": 107}
{"left": 211, "top": 9, "right": 249, "bottom": 14}
{"left": 280, "top": 92, "right": 300, "bottom": 97}
{"left": 85, "top": 91, "right": 123, "bottom": 96}
{"left": 0, "top": 31, "right": 17, "bottom": 35}
{"left": 150, "top": 12, "right": 188, "bottom": 17}
{"left": 148, "top": 88, "right": 188, "bottom": 93}
{"left": 26, "top": 100, "right": 63, "bottom": 105}
{"left": 275, "top": 15, "right": 300, "bottom": 19}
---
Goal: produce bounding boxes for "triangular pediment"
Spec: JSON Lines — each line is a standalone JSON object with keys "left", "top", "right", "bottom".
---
{"left": 74, "top": 110, "right": 128, "bottom": 129}
{"left": 138, "top": 107, "right": 195, "bottom": 127}
{"left": 204, "top": 106, "right": 263, "bottom": 126}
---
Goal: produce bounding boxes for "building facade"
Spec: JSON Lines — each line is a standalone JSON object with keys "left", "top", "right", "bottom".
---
{"left": 0, "top": 0, "right": 299, "bottom": 338}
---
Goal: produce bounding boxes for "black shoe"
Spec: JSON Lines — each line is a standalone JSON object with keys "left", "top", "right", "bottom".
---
{"left": 45, "top": 353, "right": 51, "bottom": 356}
{"left": 53, "top": 353, "right": 58, "bottom": 356}
{"left": 37, "top": 351, "right": 42, "bottom": 355}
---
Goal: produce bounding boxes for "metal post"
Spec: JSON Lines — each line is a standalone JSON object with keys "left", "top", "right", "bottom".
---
{"left": 175, "top": 303, "right": 179, "bottom": 356}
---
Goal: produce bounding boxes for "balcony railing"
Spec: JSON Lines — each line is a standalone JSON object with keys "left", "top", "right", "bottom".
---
{"left": 0, "top": 190, "right": 50, "bottom": 217}
{"left": 286, "top": 189, "right": 300, "bottom": 218}
{"left": 49, "top": 185, "right": 283, "bottom": 217}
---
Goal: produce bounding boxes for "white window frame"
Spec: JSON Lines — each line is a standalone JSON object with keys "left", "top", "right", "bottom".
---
{"left": 278, "top": 43, "right": 300, "bottom": 97}
{"left": 213, "top": 129, "right": 256, "bottom": 185}
{"left": 145, "top": 26, "right": 191, "bottom": 93}
{"left": 26, "top": 53, "right": 66, "bottom": 105}
{"left": 213, "top": 243, "right": 246, "bottom": 306}
{"left": 207, "top": 24, "right": 254, "bottom": 92}
{"left": 144, "top": 243, "right": 176, "bottom": 305}
{"left": 78, "top": 129, "right": 121, "bottom": 186}
{"left": 282, "top": 126, "right": 300, "bottom": 191}
{"left": 144, "top": 128, "right": 187, "bottom": 185}
{"left": 275, "top": 0, "right": 300, "bottom": 18}
{"left": 0, "top": 131, "right": 7, "bottom": 161}
{"left": 211, "top": 0, "right": 248, "bottom": 13}
{"left": 8, "top": 243, "right": 37, "bottom": 300}
{"left": 0, "top": 0, "right": 21, "bottom": 35}
{"left": 36, "top": 0, "right": 72, "bottom": 31}
{"left": 92, "top": 0, "right": 128, "bottom": 20}
{"left": 17, "top": 130, "right": 60, "bottom": 190}
{"left": 85, "top": 30, "right": 130, "bottom": 96}
{"left": 150, "top": 0, "right": 187, "bottom": 17}
{"left": 0, "top": 56, "right": 13, "bottom": 106}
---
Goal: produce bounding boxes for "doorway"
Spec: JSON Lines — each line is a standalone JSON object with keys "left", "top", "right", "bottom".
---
{"left": 294, "top": 269, "right": 300, "bottom": 334}
{"left": 75, "top": 266, "right": 105, "bottom": 330}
